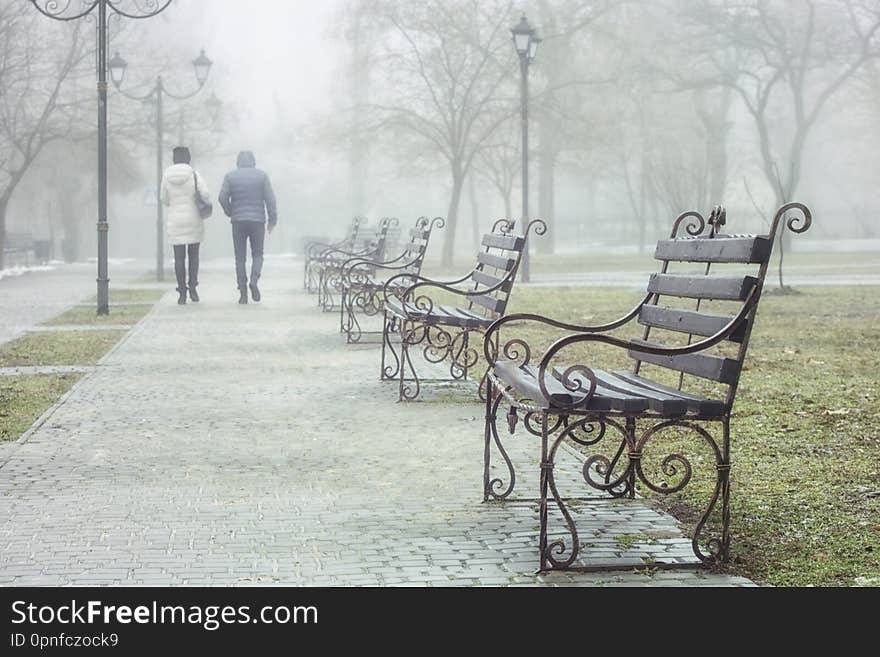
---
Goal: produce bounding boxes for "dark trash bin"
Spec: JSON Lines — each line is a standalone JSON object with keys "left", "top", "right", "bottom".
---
{"left": 32, "top": 240, "right": 51, "bottom": 263}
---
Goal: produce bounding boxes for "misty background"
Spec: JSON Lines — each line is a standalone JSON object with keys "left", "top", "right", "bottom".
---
{"left": 2, "top": 0, "right": 879, "bottom": 272}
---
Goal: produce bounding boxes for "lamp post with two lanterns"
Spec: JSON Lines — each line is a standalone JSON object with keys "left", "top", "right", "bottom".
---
{"left": 29, "top": 0, "right": 176, "bottom": 315}
{"left": 108, "top": 50, "right": 215, "bottom": 281}
{"left": 510, "top": 14, "right": 541, "bottom": 283}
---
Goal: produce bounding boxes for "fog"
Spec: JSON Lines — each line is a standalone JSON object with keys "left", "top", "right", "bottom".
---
{"left": 3, "top": 0, "right": 879, "bottom": 271}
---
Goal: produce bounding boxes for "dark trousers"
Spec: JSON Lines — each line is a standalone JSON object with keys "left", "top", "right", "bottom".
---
{"left": 232, "top": 221, "right": 265, "bottom": 290}
{"left": 173, "top": 243, "right": 200, "bottom": 292}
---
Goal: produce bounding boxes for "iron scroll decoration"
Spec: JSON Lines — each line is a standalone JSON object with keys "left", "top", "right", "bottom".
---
{"left": 30, "top": 0, "right": 174, "bottom": 20}
{"left": 769, "top": 201, "right": 812, "bottom": 239}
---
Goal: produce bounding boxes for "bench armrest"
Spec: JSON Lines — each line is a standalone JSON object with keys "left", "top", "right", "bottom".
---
{"left": 341, "top": 254, "right": 422, "bottom": 287}
{"left": 483, "top": 295, "right": 651, "bottom": 366}
{"left": 532, "top": 291, "right": 757, "bottom": 409}
{"left": 382, "top": 271, "right": 474, "bottom": 307}
{"left": 317, "top": 241, "right": 379, "bottom": 264}
{"left": 391, "top": 267, "right": 518, "bottom": 317}
{"left": 305, "top": 240, "right": 339, "bottom": 260}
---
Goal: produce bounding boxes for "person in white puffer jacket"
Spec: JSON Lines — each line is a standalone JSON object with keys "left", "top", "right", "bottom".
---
{"left": 160, "top": 146, "right": 211, "bottom": 305}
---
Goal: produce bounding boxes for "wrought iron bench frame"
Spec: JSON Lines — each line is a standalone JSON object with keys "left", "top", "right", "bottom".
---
{"left": 303, "top": 216, "right": 367, "bottom": 294}
{"left": 338, "top": 216, "right": 445, "bottom": 344}
{"left": 482, "top": 203, "right": 812, "bottom": 572}
{"left": 317, "top": 218, "right": 398, "bottom": 312}
{"left": 381, "top": 218, "right": 546, "bottom": 402}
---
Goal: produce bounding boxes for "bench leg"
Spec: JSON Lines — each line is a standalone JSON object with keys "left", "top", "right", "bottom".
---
{"left": 631, "top": 418, "right": 730, "bottom": 565}
{"left": 381, "top": 312, "right": 400, "bottom": 380}
{"left": 624, "top": 417, "right": 637, "bottom": 499}
{"left": 345, "top": 285, "right": 376, "bottom": 345}
{"left": 719, "top": 418, "right": 732, "bottom": 561}
{"left": 539, "top": 412, "right": 549, "bottom": 570}
{"left": 483, "top": 382, "right": 516, "bottom": 502}
{"left": 540, "top": 412, "right": 585, "bottom": 570}
{"left": 398, "top": 319, "right": 421, "bottom": 401}
{"left": 321, "top": 269, "right": 338, "bottom": 312}
{"left": 339, "top": 287, "right": 348, "bottom": 334}
{"left": 316, "top": 268, "right": 325, "bottom": 306}
{"left": 449, "top": 329, "right": 469, "bottom": 381}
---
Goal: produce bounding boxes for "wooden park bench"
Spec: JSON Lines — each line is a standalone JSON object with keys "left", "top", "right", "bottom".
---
{"left": 481, "top": 203, "right": 812, "bottom": 571}
{"left": 317, "top": 217, "right": 397, "bottom": 312}
{"left": 303, "top": 216, "right": 367, "bottom": 293}
{"left": 381, "top": 218, "right": 546, "bottom": 402}
{"left": 339, "top": 216, "right": 445, "bottom": 343}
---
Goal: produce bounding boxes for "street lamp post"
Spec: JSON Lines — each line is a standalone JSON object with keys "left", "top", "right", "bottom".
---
{"left": 30, "top": 0, "right": 175, "bottom": 315}
{"left": 108, "top": 50, "right": 213, "bottom": 282}
{"left": 511, "top": 14, "right": 540, "bottom": 283}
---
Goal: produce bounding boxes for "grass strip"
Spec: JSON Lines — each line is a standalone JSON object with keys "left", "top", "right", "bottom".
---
{"left": 45, "top": 304, "right": 151, "bottom": 326}
{"left": 0, "top": 331, "right": 127, "bottom": 368}
{"left": 0, "top": 374, "right": 83, "bottom": 442}
{"left": 85, "top": 287, "right": 167, "bottom": 304}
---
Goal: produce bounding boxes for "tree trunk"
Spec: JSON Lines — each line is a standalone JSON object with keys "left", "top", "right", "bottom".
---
{"left": 0, "top": 196, "right": 8, "bottom": 271}
{"left": 537, "top": 142, "right": 556, "bottom": 254}
{"left": 468, "top": 173, "right": 480, "bottom": 251}
{"left": 441, "top": 169, "right": 465, "bottom": 268}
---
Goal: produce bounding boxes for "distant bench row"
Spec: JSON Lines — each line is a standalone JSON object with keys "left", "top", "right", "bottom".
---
{"left": 301, "top": 203, "right": 813, "bottom": 572}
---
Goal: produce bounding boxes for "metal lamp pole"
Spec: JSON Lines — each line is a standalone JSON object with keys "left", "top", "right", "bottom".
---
{"left": 29, "top": 0, "right": 175, "bottom": 315}
{"left": 108, "top": 50, "right": 213, "bottom": 282}
{"left": 510, "top": 15, "right": 540, "bottom": 283}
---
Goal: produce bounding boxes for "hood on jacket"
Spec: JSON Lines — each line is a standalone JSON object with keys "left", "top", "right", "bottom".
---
{"left": 164, "top": 162, "right": 194, "bottom": 185}
{"left": 236, "top": 151, "right": 256, "bottom": 168}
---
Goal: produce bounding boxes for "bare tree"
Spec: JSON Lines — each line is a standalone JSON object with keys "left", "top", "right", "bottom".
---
{"left": 680, "top": 0, "right": 880, "bottom": 208}
{"left": 360, "top": 0, "right": 518, "bottom": 266}
{"left": 532, "top": 0, "right": 616, "bottom": 254}
{"left": 474, "top": 123, "right": 520, "bottom": 221}
{"left": 0, "top": 2, "right": 91, "bottom": 269}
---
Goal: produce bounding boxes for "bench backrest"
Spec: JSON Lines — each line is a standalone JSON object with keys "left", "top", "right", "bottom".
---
{"left": 466, "top": 218, "right": 546, "bottom": 320}
{"left": 344, "top": 216, "right": 367, "bottom": 248}
{"left": 397, "top": 216, "right": 444, "bottom": 276}
{"left": 347, "top": 216, "right": 375, "bottom": 253}
{"left": 631, "top": 203, "right": 812, "bottom": 409}
{"left": 367, "top": 217, "right": 398, "bottom": 262}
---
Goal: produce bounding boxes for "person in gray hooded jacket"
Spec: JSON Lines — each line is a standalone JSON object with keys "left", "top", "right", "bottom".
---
{"left": 218, "top": 151, "right": 278, "bottom": 303}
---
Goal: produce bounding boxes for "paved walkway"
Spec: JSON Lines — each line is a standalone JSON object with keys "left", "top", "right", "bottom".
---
{"left": 0, "top": 265, "right": 753, "bottom": 586}
{"left": 0, "top": 261, "right": 146, "bottom": 346}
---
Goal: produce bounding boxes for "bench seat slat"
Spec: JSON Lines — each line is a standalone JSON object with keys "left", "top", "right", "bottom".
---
{"left": 492, "top": 362, "right": 726, "bottom": 417}
{"left": 589, "top": 369, "right": 689, "bottom": 415}
{"left": 553, "top": 368, "right": 653, "bottom": 412}
{"left": 609, "top": 370, "right": 727, "bottom": 417}
{"left": 469, "top": 294, "right": 505, "bottom": 314}
{"left": 648, "top": 274, "right": 757, "bottom": 301}
{"left": 384, "top": 299, "right": 493, "bottom": 328}
{"left": 494, "top": 362, "right": 649, "bottom": 412}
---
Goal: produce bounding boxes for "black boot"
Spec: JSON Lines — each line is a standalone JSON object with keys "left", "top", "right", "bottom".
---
{"left": 249, "top": 282, "right": 261, "bottom": 302}
{"left": 177, "top": 288, "right": 187, "bottom": 305}
{"left": 189, "top": 286, "right": 200, "bottom": 303}
{"left": 238, "top": 288, "right": 248, "bottom": 305}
